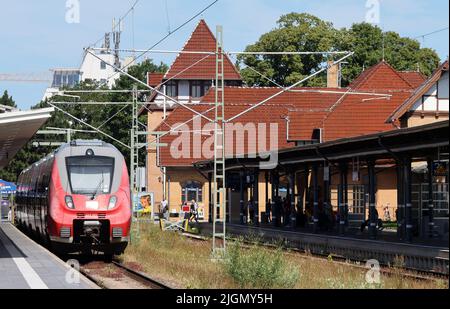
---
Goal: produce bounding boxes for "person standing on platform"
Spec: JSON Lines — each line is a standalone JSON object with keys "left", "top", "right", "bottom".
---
{"left": 161, "top": 198, "right": 169, "bottom": 221}
{"left": 190, "top": 200, "right": 199, "bottom": 223}
{"left": 266, "top": 199, "right": 272, "bottom": 224}
{"left": 248, "top": 198, "right": 255, "bottom": 225}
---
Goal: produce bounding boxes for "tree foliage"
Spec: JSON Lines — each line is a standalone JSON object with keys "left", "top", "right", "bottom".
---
{"left": 0, "top": 59, "right": 167, "bottom": 182}
{"left": 0, "top": 90, "right": 17, "bottom": 108}
{"left": 239, "top": 13, "right": 441, "bottom": 87}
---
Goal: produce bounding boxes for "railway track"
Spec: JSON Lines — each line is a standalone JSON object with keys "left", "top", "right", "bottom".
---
{"left": 182, "top": 232, "right": 449, "bottom": 282}
{"left": 79, "top": 259, "right": 171, "bottom": 289}
{"left": 202, "top": 223, "right": 449, "bottom": 276}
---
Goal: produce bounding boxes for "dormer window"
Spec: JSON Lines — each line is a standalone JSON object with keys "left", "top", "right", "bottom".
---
{"left": 190, "top": 81, "right": 213, "bottom": 98}
{"left": 190, "top": 81, "right": 202, "bottom": 98}
{"left": 166, "top": 80, "right": 178, "bottom": 97}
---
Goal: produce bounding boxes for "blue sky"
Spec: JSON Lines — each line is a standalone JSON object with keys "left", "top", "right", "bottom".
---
{"left": 0, "top": 0, "right": 448, "bottom": 110}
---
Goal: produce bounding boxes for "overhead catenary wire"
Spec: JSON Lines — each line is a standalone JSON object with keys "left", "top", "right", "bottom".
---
{"left": 414, "top": 27, "right": 449, "bottom": 40}
{"left": 90, "top": 48, "right": 216, "bottom": 55}
{"left": 61, "top": 53, "right": 214, "bottom": 120}
{"left": 146, "top": 106, "right": 217, "bottom": 146}
{"left": 233, "top": 55, "right": 391, "bottom": 99}
{"left": 94, "top": 0, "right": 220, "bottom": 89}
{"left": 96, "top": 104, "right": 131, "bottom": 130}
{"left": 228, "top": 51, "right": 351, "bottom": 55}
{"left": 62, "top": 89, "right": 151, "bottom": 94}
{"left": 46, "top": 101, "right": 131, "bottom": 149}
{"left": 226, "top": 52, "right": 355, "bottom": 123}
{"left": 85, "top": 48, "right": 214, "bottom": 123}
{"left": 51, "top": 102, "right": 134, "bottom": 105}
{"left": 90, "top": 48, "right": 349, "bottom": 56}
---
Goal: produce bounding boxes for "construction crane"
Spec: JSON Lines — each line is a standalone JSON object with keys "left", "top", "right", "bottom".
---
{"left": 0, "top": 72, "right": 52, "bottom": 83}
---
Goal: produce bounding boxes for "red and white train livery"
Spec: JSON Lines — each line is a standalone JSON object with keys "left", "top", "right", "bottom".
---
{"left": 16, "top": 140, "right": 131, "bottom": 255}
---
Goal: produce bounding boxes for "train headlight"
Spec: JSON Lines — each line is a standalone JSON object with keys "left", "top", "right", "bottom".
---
{"left": 108, "top": 196, "right": 118, "bottom": 210}
{"left": 65, "top": 196, "right": 75, "bottom": 209}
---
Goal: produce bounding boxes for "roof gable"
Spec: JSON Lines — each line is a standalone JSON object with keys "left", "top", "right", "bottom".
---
{"left": 399, "top": 71, "right": 426, "bottom": 88}
{"left": 349, "top": 61, "right": 417, "bottom": 90}
{"left": 387, "top": 60, "right": 449, "bottom": 123}
{"left": 164, "top": 20, "right": 241, "bottom": 81}
{"left": 147, "top": 72, "right": 164, "bottom": 87}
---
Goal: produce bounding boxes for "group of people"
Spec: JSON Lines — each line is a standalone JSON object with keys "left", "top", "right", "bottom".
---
{"left": 160, "top": 198, "right": 200, "bottom": 224}
{"left": 242, "top": 196, "right": 299, "bottom": 226}
{"left": 242, "top": 196, "right": 333, "bottom": 230}
{"left": 183, "top": 199, "right": 200, "bottom": 223}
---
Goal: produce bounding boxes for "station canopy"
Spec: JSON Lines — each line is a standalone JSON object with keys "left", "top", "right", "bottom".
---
{"left": 0, "top": 179, "right": 16, "bottom": 194}
{"left": 0, "top": 107, "right": 54, "bottom": 170}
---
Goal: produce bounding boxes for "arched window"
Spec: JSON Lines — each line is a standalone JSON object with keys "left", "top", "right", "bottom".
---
{"left": 181, "top": 181, "right": 203, "bottom": 203}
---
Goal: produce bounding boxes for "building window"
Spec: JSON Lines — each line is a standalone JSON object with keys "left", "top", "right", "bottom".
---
{"left": 203, "top": 81, "right": 212, "bottom": 95}
{"left": 100, "top": 61, "right": 107, "bottom": 70}
{"left": 181, "top": 181, "right": 203, "bottom": 203}
{"left": 225, "top": 80, "right": 242, "bottom": 87}
{"left": 190, "top": 81, "right": 202, "bottom": 98}
{"left": 166, "top": 80, "right": 178, "bottom": 97}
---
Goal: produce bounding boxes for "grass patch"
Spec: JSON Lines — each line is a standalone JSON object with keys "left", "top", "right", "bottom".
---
{"left": 224, "top": 240, "right": 299, "bottom": 288}
{"left": 120, "top": 222, "right": 448, "bottom": 289}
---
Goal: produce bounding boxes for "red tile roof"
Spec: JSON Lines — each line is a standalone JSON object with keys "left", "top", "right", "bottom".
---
{"left": 155, "top": 102, "right": 293, "bottom": 167}
{"left": 321, "top": 61, "right": 418, "bottom": 140}
{"left": 164, "top": 20, "right": 241, "bottom": 81}
{"left": 387, "top": 60, "right": 449, "bottom": 123}
{"left": 289, "top": 111, "right": 329, "bottom": 141}
{"left": 148, "top": 73, "right": 164, "bottom": 87}
{"left": 399, "top": 71, "right": 426, "bottom": 88}
{"left": 349, "top": 61, "right": 417, "bottom": 90}
{"left": 154, "top": 61, "right": 423, "bottom": 167}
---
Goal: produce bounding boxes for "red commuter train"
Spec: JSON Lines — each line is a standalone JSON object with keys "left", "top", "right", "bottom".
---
{"left": 15, "top": 140, "right": 131, "bottom": 256}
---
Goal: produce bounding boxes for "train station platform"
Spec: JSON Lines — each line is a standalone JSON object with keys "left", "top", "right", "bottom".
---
{"left": 0, "top": 222, "right": 97, "bottom": 289}
{"left": 200, "top": 223, "right": 449, "bottom": 274}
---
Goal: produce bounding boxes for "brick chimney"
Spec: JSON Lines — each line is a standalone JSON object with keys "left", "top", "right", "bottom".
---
{"left": 327, "top": 60, "right": 340, "bottom": 88}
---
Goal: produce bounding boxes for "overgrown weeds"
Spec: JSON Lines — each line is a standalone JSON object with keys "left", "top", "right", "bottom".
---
{"left": 223, "top": 239, "right": 299, "bottom": 289}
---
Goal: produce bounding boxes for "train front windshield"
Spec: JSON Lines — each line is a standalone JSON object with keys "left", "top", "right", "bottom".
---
{"left": 66, "top": 156, "right": 115, "bottom": 195}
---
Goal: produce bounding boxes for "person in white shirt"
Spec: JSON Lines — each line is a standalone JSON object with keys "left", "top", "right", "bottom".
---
{"left": 161, "top": 198, "right": 169, "bottom": 220}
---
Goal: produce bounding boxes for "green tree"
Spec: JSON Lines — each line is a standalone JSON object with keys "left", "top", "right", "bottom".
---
{"left": 239, "top": 13, "right": 338, "bottom": 87}
{"left": 0, "top": 59, "right": 167, "bottom": 182}
{"left": 239, "top": 13, "right": 441, "bottom": 87}
{"left": 336, "top": 23, "right": 441, "bottom": 85}
{"left": 0, "top": 90, "right": 17, "bottom": 108}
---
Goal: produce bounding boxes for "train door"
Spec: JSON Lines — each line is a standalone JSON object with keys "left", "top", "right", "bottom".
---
{"left": 42, "top": 158, "right": 53, "bottom": 238}
{"left": 35, "top": 165, "right": 43, "bottom": 236}
{"left": 24, "top": 170, "right": 32, "bottom": 229}
{"left": 38, "top": 161, "right": 50, "bottom": 238}
{"left": 29, "top": 166, "right": 40, "bottom": 232}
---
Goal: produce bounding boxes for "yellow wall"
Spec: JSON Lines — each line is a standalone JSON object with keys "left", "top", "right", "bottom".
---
{"left": 329, "top": 166, "right": 397, "bottom": 220}
{"left": 165, "top": 167, "right": 210, "bottom": 219}
{"left": 151, "top": 163, "right": 400, "bottom": 223}
{"left": 407, "top": 114, "right": 449, "bottom": 128}
{"left": 147, "top": 110, "right": 171, "bottom": 207}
